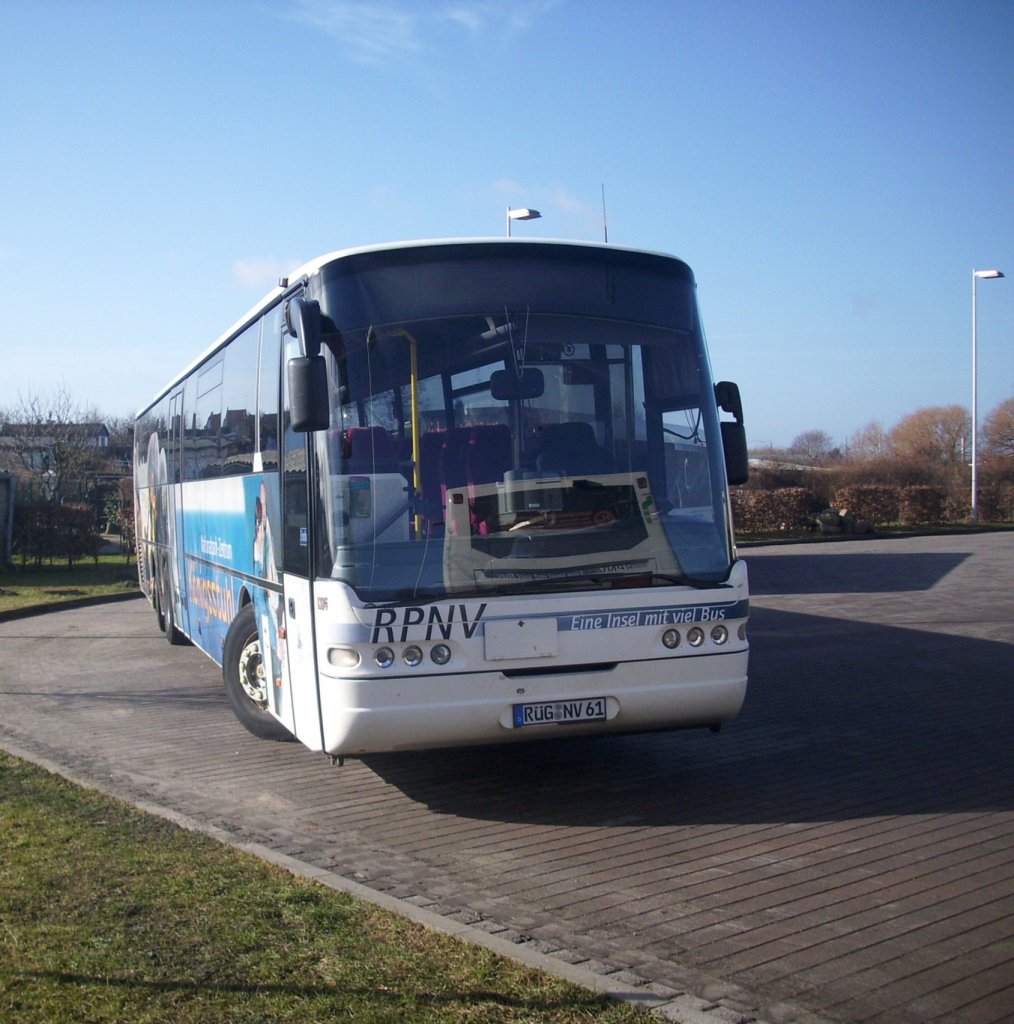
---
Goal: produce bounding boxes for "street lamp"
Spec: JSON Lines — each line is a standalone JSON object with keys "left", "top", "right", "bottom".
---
{"left": 971, "top": 268, "right": 1005, "bottom": 524}
{"left": 506, "top": 206, "right": 541, "bottom": 237}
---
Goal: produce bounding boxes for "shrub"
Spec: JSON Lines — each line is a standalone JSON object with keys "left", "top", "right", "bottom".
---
{"left": 117, "top": 500, "right": 136, "bottom": 555}
{"left": 13, "top": 502, "right": 101, "bottom": 567}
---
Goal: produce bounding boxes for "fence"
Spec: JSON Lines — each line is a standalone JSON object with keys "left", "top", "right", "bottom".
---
{"left": 0, "top": 473, "right": 15, "bottom": 565}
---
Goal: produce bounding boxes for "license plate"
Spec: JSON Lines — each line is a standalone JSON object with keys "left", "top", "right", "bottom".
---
{"left": 512, "top": 697, "right": 607, "bottom": 728}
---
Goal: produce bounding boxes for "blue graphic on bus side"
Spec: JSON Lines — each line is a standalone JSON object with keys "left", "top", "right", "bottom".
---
{"left": 179, "top": 477, "right": 286, "bottom": 713}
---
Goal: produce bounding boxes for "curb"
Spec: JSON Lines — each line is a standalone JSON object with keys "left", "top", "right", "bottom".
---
{"left": 0, "top": 731, "right": 799, "bottom": 1024}
{"left": 0, "top": 589, "right": 142, "bottom": 623}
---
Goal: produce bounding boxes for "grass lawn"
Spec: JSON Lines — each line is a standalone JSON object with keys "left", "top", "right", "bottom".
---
{"left": 0, "top": 554, "right": 138, "bottom": 615}
{"left": 0, "top": 753, "right": 645, "bottom": 1023}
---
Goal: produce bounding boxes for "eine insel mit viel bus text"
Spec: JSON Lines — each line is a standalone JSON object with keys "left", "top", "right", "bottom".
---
{"left": 134, "top": 238, "right": 750, "bottom": 760}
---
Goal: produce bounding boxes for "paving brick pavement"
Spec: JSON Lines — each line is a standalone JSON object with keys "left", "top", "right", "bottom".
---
{"left": 1, "top": 533, "right": 1013, "bottom": 1023}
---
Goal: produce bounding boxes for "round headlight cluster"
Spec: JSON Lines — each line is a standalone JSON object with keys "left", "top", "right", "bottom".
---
{"left": 345, "top": 643, "right": 454, "bottom": 669}
{"left": 659, "top": 622, "right": 742, "bottom": 652}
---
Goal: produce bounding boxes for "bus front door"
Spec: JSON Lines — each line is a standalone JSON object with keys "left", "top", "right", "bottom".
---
{"left": 276, "top": 336, "right": 325, "bottom": 752}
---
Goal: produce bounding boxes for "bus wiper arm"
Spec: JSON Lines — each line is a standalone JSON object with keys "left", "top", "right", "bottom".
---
{"left": 658, "top": 573, "right": 727, "bottom": 590}
{"left": 488, "top": 576, "right": 610, "bottom": 595}
{"left": 363, "top": 589, "right": 445, "bottom": 608}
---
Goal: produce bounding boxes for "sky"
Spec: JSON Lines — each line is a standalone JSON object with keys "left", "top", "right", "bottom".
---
{"left": 1, "top": 0, "right": 1012, "bottom": 448}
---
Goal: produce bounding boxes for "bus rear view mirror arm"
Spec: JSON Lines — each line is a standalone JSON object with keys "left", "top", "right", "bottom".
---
{"left": 286, "top": 296, "right": 322, "bottom": 357}
{"left": 714, "top": 380, "right": 744, "bottom": 424}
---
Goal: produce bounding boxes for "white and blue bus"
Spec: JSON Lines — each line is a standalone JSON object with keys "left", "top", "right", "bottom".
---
{"left": 134, "top": 239, "right": 750, "bottom": 759}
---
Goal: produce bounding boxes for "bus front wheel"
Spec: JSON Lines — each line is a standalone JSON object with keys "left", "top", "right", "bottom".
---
{"left": 223, "top": 605, "right": 292, "bottom": 742}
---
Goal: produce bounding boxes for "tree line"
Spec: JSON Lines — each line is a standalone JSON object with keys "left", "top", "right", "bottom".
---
{"left": 763, "top": 399, "right": 1014, "bottom": 467}
{"left": 1, "top": 388, "right": 133, "bottom": 501}
{"left": 741, "top": 399, "right": 1014, "bottom": 530}
{"left": 0, "top": 388, "right": 135, "bottom": 564}
{"left": 2, "top": 389, "right": 1013, "bottom": 552}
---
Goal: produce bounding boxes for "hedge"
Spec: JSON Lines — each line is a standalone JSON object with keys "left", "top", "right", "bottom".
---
{"left": 730, "top": 487, "right": 820, "bottom": 533}
{"left": 977, "top": 481, "right": 1014, "bottom": 523}
{"left": 734, "top": 480, "right": 1013, "bottom": 534}
{"left": 11, "top": 502, "right": 101, "bottom": 567}
{"left": 898, "top": 486, "right": 946, "bottom": 525}
{"left": 830, "top": 485, "right": 899, "bottom": 525}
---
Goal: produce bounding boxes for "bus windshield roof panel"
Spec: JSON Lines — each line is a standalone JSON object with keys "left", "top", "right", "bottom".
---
{"left": 135, "top": 240, "right": 692, "bottom": 417}
{"left": 320, "top": 241, "right": 696, "bottom": 335}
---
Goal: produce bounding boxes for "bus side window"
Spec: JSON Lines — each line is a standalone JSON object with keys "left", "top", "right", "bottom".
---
{"left": 258, "top": 309, "right": 281, "bottom": 471}
{"left": 189, "top": 359, "right": 224, "bottom": 479}
{"left": 219, "top": 322, "right": 259, "bottom": 475}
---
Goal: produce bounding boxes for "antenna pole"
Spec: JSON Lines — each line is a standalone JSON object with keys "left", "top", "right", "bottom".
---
{"left": 600, "top": 184, "right": 609, "bottom": 243}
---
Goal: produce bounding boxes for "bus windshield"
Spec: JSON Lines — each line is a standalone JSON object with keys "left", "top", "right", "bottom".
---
{"left": 314, "top": 247, "right": 732, "bottom": 603}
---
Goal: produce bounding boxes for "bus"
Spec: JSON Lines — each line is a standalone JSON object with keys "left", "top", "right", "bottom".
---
{"left": 134, "top": 238, "right": 750, "bottom": 760}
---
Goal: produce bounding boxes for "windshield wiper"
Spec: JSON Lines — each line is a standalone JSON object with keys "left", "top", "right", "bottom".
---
{"left": 362, "top": 589, "right": 445, "bottom": 608}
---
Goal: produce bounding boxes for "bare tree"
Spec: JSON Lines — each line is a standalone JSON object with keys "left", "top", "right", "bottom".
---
{"left": 982, "top": 398, "right": 1014, "bottom": 459}
{"left": 888, "top": 405, "right": 969, "bottom": 466}
{"left": 104, "top": 415, "right": 136, "bottom": 447}
{"left": 789, "top": 429, "right": 837, "bottom": 464}
{"left": 848, "top": 421, "right": 890, "bottom": 461}
{"left": 0, "top": 386, "right": 108, "bottom": 501}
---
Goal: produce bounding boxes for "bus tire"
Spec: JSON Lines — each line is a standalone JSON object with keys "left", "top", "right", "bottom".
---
{"left": 223, "top": 604, "right": 292, "bottom": 742}
{"left": 152, "top": 558, "right": 166, "bottom": 632}
{"left": 153, "top": 581, "right": 166, "bottom": 633}
{"left": 161, "top": 563, "right": 188, "bottom": 646}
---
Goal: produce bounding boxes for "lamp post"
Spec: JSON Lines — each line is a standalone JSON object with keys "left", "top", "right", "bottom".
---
{"left": 506, "top": 206, "right": 541, "bottom": 237}
{"left": 971, "top": 268, "right": 1005, "bottom": 524}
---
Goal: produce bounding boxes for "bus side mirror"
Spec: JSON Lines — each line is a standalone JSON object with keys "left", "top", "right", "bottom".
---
{"left": 285, "top": 296, "right": 330, "bottom": 431}
{"left": 715, "top": 381, "right": 748, "bottom": 485}
{"left": 721, "top": 421, "right": 749, "bottom": 485}
{"left": 288, "top": 356, "right": 330, "bottom": 432}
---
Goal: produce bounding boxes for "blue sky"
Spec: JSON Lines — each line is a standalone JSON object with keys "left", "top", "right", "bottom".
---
{"left": 1, "top": 0, "right": 1011, "bottom": 447}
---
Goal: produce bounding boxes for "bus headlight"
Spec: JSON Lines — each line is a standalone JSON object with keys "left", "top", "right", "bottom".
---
{"left": 327, "top": 646, "right": 361, "bottom": 669}
{"left": 374, "top": 647, "right": 395, "bottom": 668}
{"left": 431, "top": 644, "right": 452, "bottom": 665}
{"left": 661, "top": 628, "right": 681, "bottom": 649}
{"left": 687, "top": 627, "right": 705, "bottom": 647}
{"left": 403, "top": 645, "right": 423, "bottom": 667}
{"left": 711, "top": 625, "right": 729, "bottom": 645}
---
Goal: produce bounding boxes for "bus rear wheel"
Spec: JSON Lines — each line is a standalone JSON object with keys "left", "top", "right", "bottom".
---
{"left": 161, "top": 564, "right": 188, "bottom": 646}
{"left": 223, "top": 605, "right": 292, "bottom": 741}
